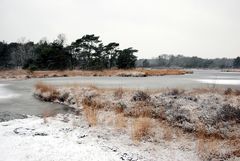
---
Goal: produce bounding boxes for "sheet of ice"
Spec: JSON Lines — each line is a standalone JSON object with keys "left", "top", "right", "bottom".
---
{"left": 207, "top": 76, "right": 240, "bottom": 79}
{"left": 0, "top": 84, "right": 20, "bottom": 99}
{"left": 195, "top": 79, "right": 240, "bottom": 85}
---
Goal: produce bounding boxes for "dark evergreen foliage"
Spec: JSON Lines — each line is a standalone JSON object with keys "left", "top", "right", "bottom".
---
{"left": 0, "top": 34, "right": 138, "bottom": 70}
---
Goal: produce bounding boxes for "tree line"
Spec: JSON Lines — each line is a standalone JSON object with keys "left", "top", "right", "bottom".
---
{"left": 0, "top": 34, "right": 138, "bottom": 70}
{"left": 137, "top": 54, "right": 240, "bottom": 69}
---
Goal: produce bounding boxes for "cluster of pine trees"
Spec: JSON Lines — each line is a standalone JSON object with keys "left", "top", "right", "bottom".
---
{"left": 0, "top": 34, "right": 138, "bottom": 70}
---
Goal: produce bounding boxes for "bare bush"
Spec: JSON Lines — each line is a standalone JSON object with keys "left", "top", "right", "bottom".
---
{"left": 224, "top": 88, "right": 233, "bottom": 95}
{"left": 126, "top": 102, "right": 152, "bottom": 118}
{"left": 169, "top": 88, "right": 184, "bottom": 95}
{"left": 115, "top": 102, "right": 127, "bottom": 114}
{"left": 132, "top": 91, "right": 150, "bottom": 102}
{"left": 82, "top": 97, "right": 105, "bottom": 109}
{"left": 235, "top": 89, "right": 240, "bottom": 96}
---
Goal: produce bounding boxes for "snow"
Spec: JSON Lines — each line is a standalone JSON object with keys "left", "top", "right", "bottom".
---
{"left": 0, "top": 114, "right": 200, "bottom": 161}
{"left": 195, "top": 79, "right": 240, "bottom": 85}
{"left": 0, "top": 84, "right": 20, "bottom": 100}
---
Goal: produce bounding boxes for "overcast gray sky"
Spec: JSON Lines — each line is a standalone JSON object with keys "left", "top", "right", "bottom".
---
{"left": 0, "top": 0, "right": 240, "bottom": 59}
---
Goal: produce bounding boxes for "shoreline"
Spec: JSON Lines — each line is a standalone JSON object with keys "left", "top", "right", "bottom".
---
{"left": 0, "top": 83, "right": 239, "bottom": 160}
{"left": 0, "top": 69, "right": 193, "bottom": 80}
{"left": 34, "top": 84, "right": 240, "bottom": 138}
{"left": 32, "top": 83, "right": 240, "bottom": 160}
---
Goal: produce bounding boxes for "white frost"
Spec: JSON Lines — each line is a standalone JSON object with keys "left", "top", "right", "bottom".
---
{"left": 0, "top": 114, "right": 199, "bottom": 161}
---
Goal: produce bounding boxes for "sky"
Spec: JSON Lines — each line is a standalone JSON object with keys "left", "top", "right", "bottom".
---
{"left": 0, "top": 0, "right": 240, "bottom": 59}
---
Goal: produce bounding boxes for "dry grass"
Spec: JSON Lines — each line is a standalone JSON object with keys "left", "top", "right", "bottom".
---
{"left": 195, "top": 135, "right": 230, "bottom": 160}
{"left": 162, "top": 125, "right": 173, "bottom": 141}
{"left": 35, "top": 82, "right": 60, "bottom": 101}
{"left": 137, "top": 69, "right": 193, "bottom": 76}
{"left": 224, "top": 88, "right": 240, "bottom": 96}
{"left": 189, "top": 87, "right": 224, "bottom": 95}
{"left": 114, "top": 88, "right": 124, "bottom": 99}
{"left": 126, "top": 102, "right": 152, "bottom": 118}
{"left": 35, "top": 81, "right": 57, "bottom": 93}
{"left": 115, "top": 113, "right": 127, "bottom": 129}
{"left": 82, "top": 96, "right": 107, "bottom": 126}
{"left": 42, "top": 110, "right": 56, "bottom": 124}
{"left": 132, "top": 117, "right": 152, "bottom": 141}
{"left": 114, "top": 102, "right": 127, "bottom": 114}
{"left": 82, "top": 97, "right": 106, "bottom": 110}
{"left": 83, "top": 106, "right": 98, "bottom": 126}
{"left": 0, "top": 69, "right": 192, "bottom": 80}
{"left": 87, "top": 84, "right": 99, "bottom": 90}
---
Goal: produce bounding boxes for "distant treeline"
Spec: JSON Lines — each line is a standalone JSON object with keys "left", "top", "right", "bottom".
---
{"left": 137, "top": 54, "right": 240, "bottom": 69}
{"left": 0, "top": 34, "right": 138, "bottom": 70}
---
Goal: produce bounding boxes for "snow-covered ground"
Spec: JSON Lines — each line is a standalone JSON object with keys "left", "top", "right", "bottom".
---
{"left": 0, "top": 114, "right": 200, "bottom": 161}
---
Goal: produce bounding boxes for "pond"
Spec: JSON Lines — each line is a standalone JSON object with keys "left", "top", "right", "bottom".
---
{"left": 0, "top": 69, "right": 239, "bottom": 116}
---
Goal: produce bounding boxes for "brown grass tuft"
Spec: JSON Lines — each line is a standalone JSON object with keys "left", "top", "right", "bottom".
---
{"left": 82, "top": 97, "right": 105, "bottom": 109}
{"left": 83, "top": 106, "right": 98, "bottom": 126}
{"left": 35, "top": 81, "right": 57, "bottom": 93}
{"left": 42, "top": 110, "right": 56, "bottom": 124}
{"left": 35, "top": 82, "right": 60, "bottom": 101}
{"left": 126, "top": 102, "right": 152, "bottom": 118}
{"left": 115, "top": 113, "right": 127, "bottom": 129}
{"left": 224, "top": 88, "right": 233, "bottom": 95}
{"left": 114, "top": 88, "right": 124, "bottom": 99}
{"left": 132, "top": 117, "right": 152, "bottom": 141}
{"left": 162, "top": 125, "right": 173, "bottom": 141}
{"left": 114, "top": 102, "right": 127, "bottom": 114}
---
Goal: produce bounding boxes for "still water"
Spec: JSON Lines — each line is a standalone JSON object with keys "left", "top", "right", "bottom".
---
{"left": 0, "top": 70, "right": 239, "bottom": 115}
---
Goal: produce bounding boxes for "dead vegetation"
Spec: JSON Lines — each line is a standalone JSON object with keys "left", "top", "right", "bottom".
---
{"left": 132, "top": 117, "right": 152, "bottom": 141}
{"left": 83, "top": 106, "right": 98, "bottom": 126}
{"left": 224, "top": 88, "right": 240, "bottom": 96}
{"left": 114, "top": 102, "right": 127, "bottom": 114}
{"left": 114, "top": 88, "right": 124, "bottom": 99}
{"left": 42, "top": 110, "right": 57, "bottom": 124}
{"left": 132, "top": 90, "right": 151, "bottom": 102}
{"left": 34, "top": 84, "right": 240, "bottom": 160}
{"left": 137, "top": 69, "right": 193, "bottom": 76}
{"left": 168, "top": 88, "right": 185, "bottom": 95}
{"left": 34, "top": 82, "right": 60, "bottom": 101}
{"left": 126, "top": 101, "right": 152, "bottom": 118}
{"left": 115, "top": 113, "right": 127, "bottom": 129}
{"left": 0, "top": 68, "right": 193, "bottom": 80}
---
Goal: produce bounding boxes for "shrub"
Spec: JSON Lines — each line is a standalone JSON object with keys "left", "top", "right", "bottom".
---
{"left": 125, "top": 101, "right": 153, "bottom": 118}
{"left": 132, "top": 91, "right": 150, "bottom": 102}
{"left": 132, "top": 117, "right": 152, "bottom": 141}
{"left": 217, "top": 104, "right": 240, "bottom": 123}
{"left": 169, "top": 88, "right": 184, "bottom": 95}
{"left": 224, "top": 88, "right": 233, "bottom": 95}
{"left": 115, "top": 102, "right": 127, "bottom": 114}
{"left": 234, "top": 89, "right": 240, "bottom": 96}
{"left": 82, "top": 96, "right": 105, "bottom": 109}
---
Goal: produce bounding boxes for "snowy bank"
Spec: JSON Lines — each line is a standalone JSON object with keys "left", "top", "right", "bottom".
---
{"left": 0, "top": 114, "right": 201, "bottom": 161}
